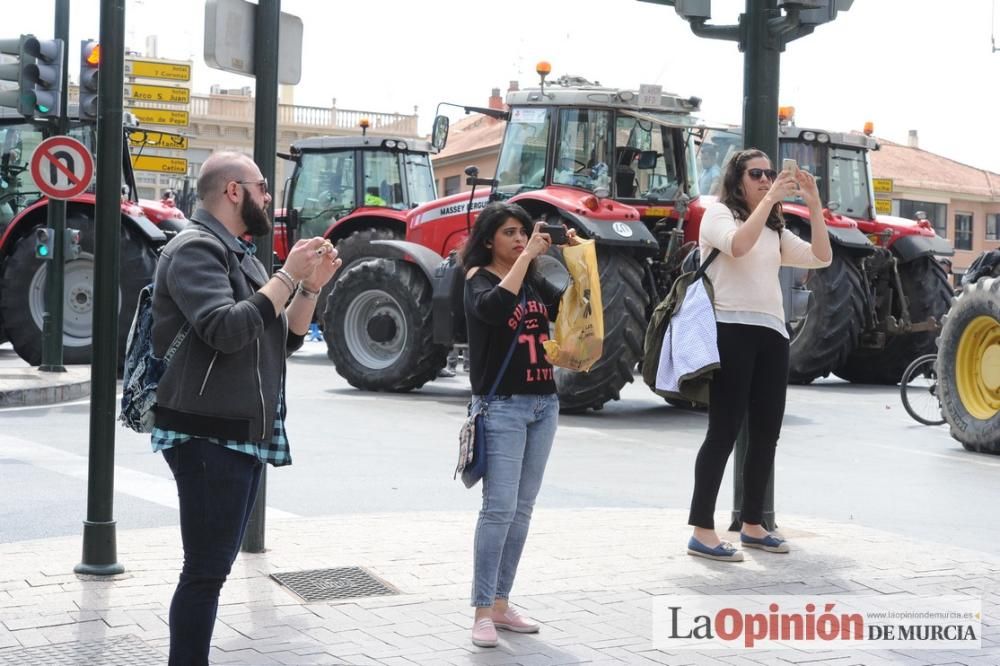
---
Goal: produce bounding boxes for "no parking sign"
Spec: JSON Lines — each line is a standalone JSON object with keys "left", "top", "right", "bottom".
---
{"left": 29, "top": 136, "right": 95, "bottom": 200}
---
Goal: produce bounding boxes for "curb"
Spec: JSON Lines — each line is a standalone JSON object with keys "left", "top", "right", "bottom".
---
{"left": 0, "top": 368, "right": 91, "bottom": 407}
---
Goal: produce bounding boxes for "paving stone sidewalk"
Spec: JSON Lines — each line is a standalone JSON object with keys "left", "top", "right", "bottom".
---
{"left": 0, "top": 508, "right": 997, "bottom": 665}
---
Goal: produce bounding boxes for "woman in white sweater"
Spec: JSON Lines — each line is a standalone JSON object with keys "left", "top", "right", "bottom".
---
{"left": 687, "top": 149, "right": 832, "bottom": 562}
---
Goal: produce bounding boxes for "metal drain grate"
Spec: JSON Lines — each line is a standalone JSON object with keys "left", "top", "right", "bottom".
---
{"left": 271, "top": 566, "right": 399, "bottom": 602}
{"left": 0, "top": 634, "right": 164, "bottom": 665}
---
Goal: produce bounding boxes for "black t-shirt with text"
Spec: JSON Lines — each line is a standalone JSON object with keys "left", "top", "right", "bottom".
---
{"left": 464, "top": 269, "right": 560, "bottom": 396}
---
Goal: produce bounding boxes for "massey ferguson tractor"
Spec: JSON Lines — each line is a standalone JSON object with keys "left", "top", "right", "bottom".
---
{"left": 0, "top": 114, "right": 187, "bottom": 366}
{"left": 774, "top": 114, "right": 953, "bottom": 384}
{"left": 274, "top": 131, "right": 438, "bottom": 318}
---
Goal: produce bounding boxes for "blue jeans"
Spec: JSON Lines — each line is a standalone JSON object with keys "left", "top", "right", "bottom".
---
{"left": 471, "top": 393, "right": 559, "bottom": 607}
{"left": 162, "top": 439, "right": 263, "bottom": 666}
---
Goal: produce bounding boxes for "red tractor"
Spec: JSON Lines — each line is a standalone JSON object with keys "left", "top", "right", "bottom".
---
{"left": 0, "top": 114, "right": 187, "bottom": 365}
{"left": 275, "top": 131, "right": 438, "bottom": 316}
{"left": 770, "top": 113, "right": 954, "bottom": 384}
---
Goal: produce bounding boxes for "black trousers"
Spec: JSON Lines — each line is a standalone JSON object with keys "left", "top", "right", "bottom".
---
{"left": 688, "top": 323, "right": 789, "bottom": 529}
{"left": 163, "top": 439, "right": 263, "bottom": 666}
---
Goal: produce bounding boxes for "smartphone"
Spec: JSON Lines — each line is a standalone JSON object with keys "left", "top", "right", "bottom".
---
{"left": 541, "top": 223, "right": 568, "bottom": 245}
{"left": 782, "top": 158, "right": 798, "bottom": 177}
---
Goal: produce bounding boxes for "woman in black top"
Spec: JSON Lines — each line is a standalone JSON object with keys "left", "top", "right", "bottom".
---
{"left": 461, "top": 202, "right": 573, "bottom": 647}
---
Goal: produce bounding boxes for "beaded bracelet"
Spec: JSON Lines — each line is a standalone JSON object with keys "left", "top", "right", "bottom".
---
{"left": 273, "top": 269, "right": 296, "bottom": 294}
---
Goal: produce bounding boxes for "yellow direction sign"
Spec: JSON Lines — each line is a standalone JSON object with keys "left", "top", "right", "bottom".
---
{"left": 124, "top": 83, "right": 190, "bottom": 104}
{"left": 128, "top": 107, "right": 189, "bottom": 127}
{"left": 873, "top": 178, "right": 894, "bottom": 194}
{"left": 875, "top": 198, "right": 892, "bottom": 215}
{"left": 128, "top": 129, "right": 189, "bottom": 150}
{"left": 132, "top": 154, "right": 188, "bottom": 174}
{"left": 125, "top": 57, "right": 192, "bottom": 82}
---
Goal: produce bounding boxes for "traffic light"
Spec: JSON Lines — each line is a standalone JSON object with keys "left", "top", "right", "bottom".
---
{"left": 23, "top": 36, "right": 64, "bottom": 118}
{"left": 64, "top": 228, "right": 81, "bottom": 259}
{"left": 0, "top": 34, "right": 64, "bottom": 119}
{"left": 34, "top": 227, "right": 54, "bottom": 260}
{"left": 79, "top": 40, "right": 99, "bottom": 121}
{"left": 0, "top": 35, "right": 36, "bottom": 116}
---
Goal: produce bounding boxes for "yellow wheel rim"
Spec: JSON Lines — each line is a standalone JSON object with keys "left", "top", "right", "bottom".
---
{"left": 956, "top": 315, "right": 1000, "bottom": 420}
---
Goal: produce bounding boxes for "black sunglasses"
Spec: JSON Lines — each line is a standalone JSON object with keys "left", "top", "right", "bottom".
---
{"left": 747, "top": 168, "right": 778, "bottom": 181}
{"left": 227, "top": 178, "right": 269, "bottom": 194}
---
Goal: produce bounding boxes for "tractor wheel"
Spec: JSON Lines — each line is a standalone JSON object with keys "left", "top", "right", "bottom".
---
{"left": 935, "top": 276, "right": 1000, "bottom": 454}
{"left": 324, "top": 258, "right": 448, "bottom": 391}
{"left": 321, "top": 227, "right": 401, "bottom": 322}
{"left": 0, "top": 216, "right": 156, "bottom": 367}
{"left": 787, "top": 248, "right": 866, "bottom": 384}
{"left": 835, "top": 256, "right": 953, "bottom": 385}
{"left": 555, "top": 248, "right": 649, "bottom": 412}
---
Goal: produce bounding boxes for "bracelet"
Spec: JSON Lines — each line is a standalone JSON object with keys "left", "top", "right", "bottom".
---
{"left": 297, "top": 284, "right": 320, "bottom": 301}
{"left": 273, "top": 269, "right": 296, "bottom": 294}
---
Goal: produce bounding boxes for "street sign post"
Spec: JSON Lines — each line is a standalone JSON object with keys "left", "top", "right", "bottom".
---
{"left": 29, "top": 136, "right": 95, "bottom": 200}
{"left": 127, "top": 129, "right": 189, "bottom": 150}
{"left": 127, "top": 107, "right": 189, "bottom": 127}
{"left": 131, "top": 154, "right": 188, "bottom": 174}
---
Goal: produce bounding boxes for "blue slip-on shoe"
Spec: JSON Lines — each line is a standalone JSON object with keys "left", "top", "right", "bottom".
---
{"left": 687, "top": 537, "right": 744, "bottom": 562}
{"left": 740, "top": 532, "right": 790, "bottom": 553}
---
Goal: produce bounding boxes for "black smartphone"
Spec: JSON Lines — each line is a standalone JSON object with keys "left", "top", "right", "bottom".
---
{"left": 541, "top": 223, "right": 568, "bottom": 245}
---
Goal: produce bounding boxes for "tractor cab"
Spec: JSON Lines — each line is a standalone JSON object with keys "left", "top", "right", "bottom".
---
{"left": 489, "top": 73, "right": 704, "bottom": 210}
{"left": 282, "top": 132, "right": 436, "bottom": 245}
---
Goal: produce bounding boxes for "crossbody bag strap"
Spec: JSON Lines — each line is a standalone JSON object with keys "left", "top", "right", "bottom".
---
{"left": 162, "top": 323, "right": 191, "bottom": 364}
{"left": 693, "top": 248, "right": 721, "bottom": 282}
{"left": 486, "top": 291, "right": 527, "bottom": 400}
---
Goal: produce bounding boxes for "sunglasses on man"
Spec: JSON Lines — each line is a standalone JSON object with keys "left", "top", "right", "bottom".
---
{"left": 226, "top": 178, "right": 269, "bottom": 194}
{"left": 746, "top": 168, "right": 778, "bottom": 181}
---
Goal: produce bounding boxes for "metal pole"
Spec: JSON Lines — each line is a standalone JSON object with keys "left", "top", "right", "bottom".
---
{"left": 728, "top": 0, "right": 780, "bottom": 532}
{"left": 75, "top": 0, "right": 125, "bottom": 576}
{"left": 40, "top": 0, "right": 70, "bottom": 373}
{"left": 241, "top": 0, "right": 281, "bottom": 554}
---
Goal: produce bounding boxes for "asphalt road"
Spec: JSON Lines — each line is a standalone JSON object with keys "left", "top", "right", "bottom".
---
{"left": 2, "top": 341, "right": 997, "bottom": 550}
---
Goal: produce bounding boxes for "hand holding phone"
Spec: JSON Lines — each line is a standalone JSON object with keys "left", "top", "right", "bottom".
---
{"left": 541, "top": 223, "right": 568, "bottom": 245}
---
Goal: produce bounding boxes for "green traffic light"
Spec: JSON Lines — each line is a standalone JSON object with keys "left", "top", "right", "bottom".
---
{"left": 37, "top": 245, "right": 49, "bottom": 257}
{"left": 36, "top": 103, "right": 49, "bottom": 113}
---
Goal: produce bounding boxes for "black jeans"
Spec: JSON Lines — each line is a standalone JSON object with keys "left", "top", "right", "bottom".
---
{"left": 163, "top": 439, "right": 263, "bottom": 666}
{"left": 689, "top": 323, "right": 789, "bottom": 529}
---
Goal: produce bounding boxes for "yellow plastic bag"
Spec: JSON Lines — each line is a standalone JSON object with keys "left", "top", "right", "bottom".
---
{"left": 543, "top": 239, "right": 604, "bottom": 372}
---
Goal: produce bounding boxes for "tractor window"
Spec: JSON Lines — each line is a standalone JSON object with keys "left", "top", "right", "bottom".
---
{"left": 496, "top": 107, "right": 550, "bottom": 197}
{"left": 0, "top": 124, "right": 45, "bottom": 225}
{"left": 553, "top": 108, "right": 612, "bottom": 193}
{"left": 403, "top": 152, "right": 436, "bottom": 206}
{"left": 291, "top": 151, "right": 356, "bottom": 238}
{"left": 779, "top": 140, "right": 828, "bottom": 205}
{"left": 363, "top": 151, "right": 405, "bottom": 210}
{"left": 828, "top": 147, "right": 871, "bottom": 218}
{"left": 614, "top": 115, "right": 683, "bottom": 201}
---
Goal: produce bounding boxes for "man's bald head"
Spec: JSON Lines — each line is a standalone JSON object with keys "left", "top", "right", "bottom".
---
{"left": 197, "top": 151, "right": 257, "bottom": 203}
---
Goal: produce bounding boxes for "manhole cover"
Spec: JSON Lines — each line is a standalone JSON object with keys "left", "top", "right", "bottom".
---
{"left": 0, "top": 634, "right": 163, "bottom": 665}
{"left": 271, "top": 566, "right": 398, "bottom": 602}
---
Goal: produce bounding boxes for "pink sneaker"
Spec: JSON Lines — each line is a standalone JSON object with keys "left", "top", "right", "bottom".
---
{"left": 471, "top": 617, "right": 498, "bottom": 647}
{"left": 491, "top": 606, "right": 540, "bottom": 634}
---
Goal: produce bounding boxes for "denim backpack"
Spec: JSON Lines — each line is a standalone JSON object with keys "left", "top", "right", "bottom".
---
{"left": 120, "top": 283, "right": 190, "bottom": 433}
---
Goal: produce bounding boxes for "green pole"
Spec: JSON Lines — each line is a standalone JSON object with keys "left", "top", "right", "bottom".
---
{"left": 241, "top": 0, "right": 281, "bottom": 554}
{"left": 39, "top": 0, "right": 70, "bottom": 374}
{"left": 75, "top": 0, "right": 125, "bottom": 576}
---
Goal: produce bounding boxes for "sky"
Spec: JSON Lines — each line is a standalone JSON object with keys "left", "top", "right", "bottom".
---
{"left": 8, "top": 0, "right": 1000, "bottom": 174}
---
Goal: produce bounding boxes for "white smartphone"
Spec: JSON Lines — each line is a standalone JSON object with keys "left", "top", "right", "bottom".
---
{"left": 782, "top": 158, "right": 798, "bottom": 177}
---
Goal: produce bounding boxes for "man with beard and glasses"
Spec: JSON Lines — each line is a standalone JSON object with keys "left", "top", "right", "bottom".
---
{"left": 150, "top": 151, "right": 342, "bottom": 665}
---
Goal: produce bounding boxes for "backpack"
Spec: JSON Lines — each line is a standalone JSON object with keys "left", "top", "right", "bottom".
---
{"left": 120, "top": 283, "right": 191, "bottom": 433}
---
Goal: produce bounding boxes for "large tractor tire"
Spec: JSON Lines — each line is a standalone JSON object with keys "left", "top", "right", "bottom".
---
{"left": 935, "top": 277, "right": 1000, "bottom": 454}
{"left": 0, "top": 215, "right": 156, "bottom": 367}
{"left": 324, "top": 258, "right": 448, "bottom": 391}
{"left": 320, "top": 227, "right": 401, "bottom": 323}
{"left": 555, "top": 248, "right": 649, "bottom": 412}
{"left": 835, "top": 256, "right": 953, "bottom": 384}
{"left": 787, "top": 248, "right": 866, "bottom": 384}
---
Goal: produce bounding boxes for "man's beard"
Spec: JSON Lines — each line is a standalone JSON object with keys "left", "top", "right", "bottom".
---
{"left": 241, "top": 188, "right": 272, "bottom": 236}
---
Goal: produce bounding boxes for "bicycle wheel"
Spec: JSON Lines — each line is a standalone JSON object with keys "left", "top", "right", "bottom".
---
{"left": 900, "top": 353, "right": 946, "bottom": 426}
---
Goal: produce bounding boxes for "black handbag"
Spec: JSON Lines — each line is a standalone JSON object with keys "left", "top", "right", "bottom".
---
{"left": 456, "top": 292, "right": 527, "bottom": 488}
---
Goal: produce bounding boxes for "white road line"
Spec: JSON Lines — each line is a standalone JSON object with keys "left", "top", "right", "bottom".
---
{"left": 0, "top": 436, "right": 299, "bottom": 518}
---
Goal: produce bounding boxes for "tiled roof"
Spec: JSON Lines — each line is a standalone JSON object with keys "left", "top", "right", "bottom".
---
{"left": 433, "top": 114, "right": 505, "bottom": 161}
{"left": 871, "top": 138, "right": 1000, "bottom": 199}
